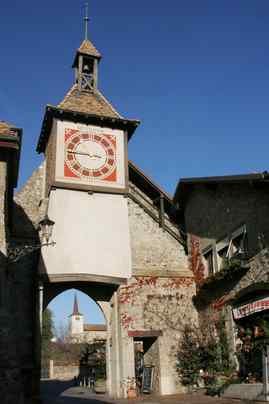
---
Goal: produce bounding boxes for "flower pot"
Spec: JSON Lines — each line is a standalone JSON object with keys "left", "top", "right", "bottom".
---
{"left": 127, "top": 388, "right": 137, "bottom": 399}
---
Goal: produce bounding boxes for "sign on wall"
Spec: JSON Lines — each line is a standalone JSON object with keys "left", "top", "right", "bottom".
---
{"left": 233, "top": 296, "right": 269, "bottom": 320}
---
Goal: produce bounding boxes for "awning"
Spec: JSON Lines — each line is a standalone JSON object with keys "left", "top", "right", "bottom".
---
{"left": 233, "top": 296, "right": 269, "bottom": 320}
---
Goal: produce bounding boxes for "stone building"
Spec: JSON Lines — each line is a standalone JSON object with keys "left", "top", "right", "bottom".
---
{"left": 0, "top": 24, "right": 197, "bottom": 404}
{"left": 174, "top": 173, "right": 269, "bottom": 382}
{"left": 68, "top": 294, "right": 107, "bottom": 343}
{"left": 0, "top": 122, "right": 21, "bottom": 403}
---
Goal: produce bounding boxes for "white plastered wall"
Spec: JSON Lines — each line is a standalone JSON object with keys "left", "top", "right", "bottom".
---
{"left": 39, "top": 188, "right": 132, "bottom": 280}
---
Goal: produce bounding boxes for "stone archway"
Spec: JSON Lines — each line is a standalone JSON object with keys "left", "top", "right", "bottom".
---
{"left": 36, "top": 277, "right": 124, "bottom": 398}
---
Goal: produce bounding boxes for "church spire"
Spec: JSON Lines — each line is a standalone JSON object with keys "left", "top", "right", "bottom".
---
{"left": 72, "top": 293, "right": 81, "bottom": 316}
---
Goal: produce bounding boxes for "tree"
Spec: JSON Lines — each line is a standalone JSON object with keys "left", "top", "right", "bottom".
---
{"left": 80, "top": 341, "right": 106, "bottom": 379}
{"left": 176, "top": 312, "right": 232, "bottom": 387}
{"left": 56, "top": 321, "right": 69, "bottom": 342}
{"left": 41, "top": 308, "right": 55, "bottom": 363}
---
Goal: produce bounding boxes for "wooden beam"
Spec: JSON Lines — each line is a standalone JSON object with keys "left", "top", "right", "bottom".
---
{"left": 78, "top": 55, "right": 83, "bottom": 91}
{"left": 159, "top": 194, "right": 164, "bottom": 228}
{"left": 128, "top": 330, "right": 163, "bottom": 338}
{"left": 93, "top": 59, "right": 98, "bottom": 90}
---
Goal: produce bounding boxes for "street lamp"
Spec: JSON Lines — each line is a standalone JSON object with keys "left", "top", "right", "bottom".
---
{"left": 8, "top": 214, "right": 56, "bottom": 263}
{"left": 38, "top": 215, "right": 55, "bottom": 244}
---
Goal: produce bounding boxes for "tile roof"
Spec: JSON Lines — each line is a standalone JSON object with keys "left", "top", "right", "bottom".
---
{"left": 58, "top": 84, "right": 121, "bottom": 118}
{"left": 77, "top": 39, "right": 101, "bottom": 59}
{"left": 0, "top": 120, "right": 18, "bottom": 134}
{"left": 84, "top": 324, "right": 107, "bottom": 332}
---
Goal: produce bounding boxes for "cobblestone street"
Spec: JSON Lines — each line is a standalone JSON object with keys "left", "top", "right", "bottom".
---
{"left": 41, "top": 380, "right": 247, "bottom": 404}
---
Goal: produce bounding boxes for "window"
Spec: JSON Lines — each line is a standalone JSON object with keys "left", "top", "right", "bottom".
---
{"left": 202, "top": 225, "right": 247, "bottom": 277}
{"left": 204, "top": 250, "right": 214, "bottom": 276}
{"left": 217, "top": 225, "right": 247, "bottom": 269}
{"left": 202, "top": 246, "right": 216, "bottom": 276}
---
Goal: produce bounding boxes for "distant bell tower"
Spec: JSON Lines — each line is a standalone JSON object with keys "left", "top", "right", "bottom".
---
{"left": 69, "top": 294, "right": 84, "bottom": 335}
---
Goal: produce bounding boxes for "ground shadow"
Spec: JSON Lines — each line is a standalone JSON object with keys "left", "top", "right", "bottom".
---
{"left": 41, "top": 379, "right": 112, "bottom": 403}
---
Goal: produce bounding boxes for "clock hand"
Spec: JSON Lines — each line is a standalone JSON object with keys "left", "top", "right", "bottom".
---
{"left": 67, "top": 150, "right": 90, "bottom": 157}
{"left": 67, "top": 150, "right": 102, "bottom": 159}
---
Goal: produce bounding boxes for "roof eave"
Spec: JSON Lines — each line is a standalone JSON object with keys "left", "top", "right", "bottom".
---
{"left": 72, "top": 51, "right": 102, "bottom": 68}
{"left": 128, "top": 160, "right": 176, "bottom": 219}
{"left": 173, "top": 172, "right": 269, "bottom": 210}
{"left": 36, "top": 105, "right": 140, "bottom": 153}
{"left": 0, "top": 129, "right": 22, "bottom": 187}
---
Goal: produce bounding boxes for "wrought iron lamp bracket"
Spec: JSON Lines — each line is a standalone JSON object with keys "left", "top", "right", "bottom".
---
{"left": 8, "top": 241, "right": 56, "bottom": 263}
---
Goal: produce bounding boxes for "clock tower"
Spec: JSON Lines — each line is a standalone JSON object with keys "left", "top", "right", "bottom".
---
{"left": 37, "top": 30, "right": 139, "bottom": 282}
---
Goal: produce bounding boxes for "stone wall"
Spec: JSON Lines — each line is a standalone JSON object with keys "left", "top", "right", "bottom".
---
{"left": 115, "top": 183, "right": 197, "bottom": 395}
{"left": 14, "top": 163, "right": 45, "bottom": 234}
{"left": 182, "top": 181, "right": 269, "bottom": 369}
{"left": 7, "top": 164, "right": 45, "bottom": 403}
{"left": 69, "top": 330, "right": 107, "bottom": 344}
{"left": 184, "top": 182, "right": 269, "bottom": 257}
{"left": 50, "top": 364, "right": 80, "bottom": 380}
{"left": 0, "top": 156, "right": 28, "bottom": 404}
{"left": 118, "top": 276, "right": 197, "bottom": 394}
{"left": 128, "top": 185, "right": 189, "bottom": 276}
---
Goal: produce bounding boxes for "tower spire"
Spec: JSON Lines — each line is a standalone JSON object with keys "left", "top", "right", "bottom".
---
{"left": 84, "top": 2, "right": 89, "bottom": 40}
{"left": 72, "top": 293, "right": 80, "bottom": 315}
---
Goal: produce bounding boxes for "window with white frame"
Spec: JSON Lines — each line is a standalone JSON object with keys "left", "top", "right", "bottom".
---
{"left": 202, "top": 225, "right": 247, "bottom": 277}
{"left": 217, "top": 225, "right": 247, "bottom": 270}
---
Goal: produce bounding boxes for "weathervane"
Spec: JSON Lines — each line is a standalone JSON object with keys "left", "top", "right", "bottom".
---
{"left": 84, "top": 2, "right": 89, "bottom": 40}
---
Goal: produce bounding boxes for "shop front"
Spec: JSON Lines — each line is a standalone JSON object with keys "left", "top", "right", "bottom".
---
{"left": 232, "top": 293, "right": 269, "bottom": 382}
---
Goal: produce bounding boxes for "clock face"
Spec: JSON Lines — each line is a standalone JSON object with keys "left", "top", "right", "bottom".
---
{"left": 64, "top": 130, "right": 117, "bottom": 181}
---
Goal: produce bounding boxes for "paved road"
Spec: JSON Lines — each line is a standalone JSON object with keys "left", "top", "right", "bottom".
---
{"left": 40, "top": 379, "right": 246, "bottom": 404}
{"left": 41, "top": 379, "right": 111, "bottom": 403}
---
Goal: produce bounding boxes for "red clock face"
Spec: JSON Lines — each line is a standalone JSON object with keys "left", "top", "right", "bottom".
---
{"left": 64, "top": 129, "right": 117, "bottom": 182}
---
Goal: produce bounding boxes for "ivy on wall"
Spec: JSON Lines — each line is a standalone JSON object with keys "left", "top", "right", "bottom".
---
{"left": 189, "top": 235, "right": 205, "bottom": 286}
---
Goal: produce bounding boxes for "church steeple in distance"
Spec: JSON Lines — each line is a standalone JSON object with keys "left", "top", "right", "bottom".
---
{"left": 72, "top": 293, "right": 82, "bottom": 316}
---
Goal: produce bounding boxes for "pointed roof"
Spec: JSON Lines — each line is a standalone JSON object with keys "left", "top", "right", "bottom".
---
{"left": 72, "top": 294, "right": 82, "bottom": 316}
{"left": 72, "top": 39, "right": 102, "bottom": 68}
{"left": 78, "top": 39, "right": 101, "bottom": 58}
{"left": 58, "top": 84, "right": 121, "bottom": 118}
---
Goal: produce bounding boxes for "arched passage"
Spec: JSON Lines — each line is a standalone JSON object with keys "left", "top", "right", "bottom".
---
{"left": 38, "top": 280, "right": 119, "bottom": 397}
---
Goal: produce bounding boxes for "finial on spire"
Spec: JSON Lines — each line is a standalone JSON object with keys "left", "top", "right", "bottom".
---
{"left": 84, "top": 2, "right": 89, "bottom": 40}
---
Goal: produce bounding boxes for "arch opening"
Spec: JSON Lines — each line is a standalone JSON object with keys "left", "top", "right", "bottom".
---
{"left": 40, "top": 288, "right": 108, "bottom": 395}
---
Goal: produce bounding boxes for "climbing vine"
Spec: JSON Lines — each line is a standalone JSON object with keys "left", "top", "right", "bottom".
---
{"left": 189, "top": 235, "right": 205, "bottom": 286}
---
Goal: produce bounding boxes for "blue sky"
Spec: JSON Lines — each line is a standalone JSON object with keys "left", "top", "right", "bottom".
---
{"left": 49, "top": 289, "right": 106, "bottom": 337}
{"left": 2, "top": 0, "right": 269, "bottom": 330}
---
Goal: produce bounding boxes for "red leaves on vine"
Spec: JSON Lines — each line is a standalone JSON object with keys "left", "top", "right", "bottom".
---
{"left": 189, "top": 235, "right": 205, "bottom": 286}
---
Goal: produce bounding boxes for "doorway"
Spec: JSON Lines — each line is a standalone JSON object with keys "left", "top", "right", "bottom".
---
{"left": 134, "top": 336, "right": 160, "bottom": 394}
